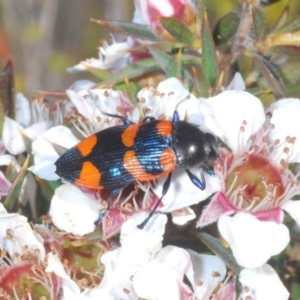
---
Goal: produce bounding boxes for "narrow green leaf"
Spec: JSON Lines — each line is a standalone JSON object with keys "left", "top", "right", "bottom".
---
{"left": 279, "top": 60, "right": 300, "bottom": 83}
{"left": 148, "top": 46, "right": 181, "bottom": 78}
{"left": 269, "top": 45, "right": 300, "bottom": 57}
{"left": 261, "top": 0, "right": 281, "bottom": 5}
{"left": 191, "top": 230, "right": 242, "bottom": 274}
{"left": 97, "top": 58, "right": 161, "bottom": 88}
{"left": 35, "top": 176, "right": 60, "bottom": 202}
{"left": 251, "top": 52, "right": 287, "bottom": 99}
{"left": 202, "top": 11, "right": 218, "bottom": 88}
{"left": 97, "top": 55, "right": 202, "bottom": 88}
{"left": 81, "top": 64, "right": 112, "bottom": 81}
{"left": 117, "top": 77, "right": 139, "bottom": 105}
{"left": 160, "top": 17, "right": 201, "bottom": 48}
{"left": 291, "top": 282, "right": 300, "bottom": 300}
{"left": 253, "top": 7, "right": 265, "bottom": 40}
{"left": 116, "top": 80, "right": 140, "bottom": 103}
{"left": 20, "top": 131, "right": 33, "bottom": 155}
{"left": 287, "top": 220, "right": 300, "bottom": 243}
{"left": 271, "top": 15, "right": 300, "bottom": 36}
{"left": 71, "top": 227, "right": 104, "bottom": 246}
{"left": 91, "top": 19, "right": 159, "bottom": 41}
{"left": 128, "top": 42, "right": 185, "bottom": 54}
{"left": 4, "top": 156, "right": 29, "bottom": 212}
{"left": 213, "top": 11, "right": 240, "bottom": 46}
{"left": 192, "top": 67, "right": 210, "bottom": 97}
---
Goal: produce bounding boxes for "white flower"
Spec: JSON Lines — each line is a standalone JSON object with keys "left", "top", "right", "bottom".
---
{"left": 49, "top": 184, "right": 103, "bottom": 235}
{"left": 2, "top": 116, "right": 51, "bottom": 155}
{"left": 136, "top": 77, "right": 200, "bottom": 122}
{"left": 66, "top": 88, "right": 134, "bottom": 133}
{"left": 197, "top": 93, "right": 300, "bottom": 268}
{"left": 67, "top": 36, "right": 130, "bottom": 73}
{"left": 218, "top": 212, "right": 289, "bottom": 269}
{"left": 84, "top": 213, "right": 226, "bottom": 299}
{"left": 239, "top": 264, "right": 289, "bottom": 300}
{"left": 29, "top": 125, "right": 79, "bottom": 181}
{"left": 0, "top": 208, "right": 45, "bottom": 262}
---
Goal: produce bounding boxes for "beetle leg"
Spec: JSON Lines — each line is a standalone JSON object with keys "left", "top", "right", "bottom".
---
{"left": 185, "top": 168, "right": 206, "bottom": 190}
{"left": 137, "top": 172, "right": 172, "bottom": 230}
{"left": 94, "top": 186, "right": 125, "bottom": 226}
{"left": 100, "top": 111, "right": 133, "bottom": 126}
{"left": 172, "top": 110, "right": 180, "bottom": 124}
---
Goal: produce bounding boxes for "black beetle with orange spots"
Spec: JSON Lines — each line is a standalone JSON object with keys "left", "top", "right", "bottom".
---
{"left": 55, "top": 110, "right": 219, "bottom": 229}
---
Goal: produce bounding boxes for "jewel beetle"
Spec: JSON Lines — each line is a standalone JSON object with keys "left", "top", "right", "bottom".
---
{"left": 55, "top": 110, "right": 219, "bottom": 229}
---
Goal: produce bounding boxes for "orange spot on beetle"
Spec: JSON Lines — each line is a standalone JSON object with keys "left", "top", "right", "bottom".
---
{"left": 121, "top": 125, "right": 140, "bottom": 147}
{"left": 124, "top": 150, "right": 154, "bottom": 181}
{"left": 156, "top": 120, "right": 172, "bottom": 136}
{"left": 160, "top": 148, "right": 176, "bottom": 173}
{"left": 124, "top": 149, "right": 175, "bottom": 181}
{"left": 77, "top": 135, "right": 97, "bottom": 157}
{"left": 75, "top": 161, "right": 102, "bottom": 189}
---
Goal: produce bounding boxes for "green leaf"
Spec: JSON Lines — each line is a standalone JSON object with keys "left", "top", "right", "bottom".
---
{"left": 127, "top": 42, "right": 185, "bottom": 54}
{"left": 251, "top": 52, "right": 287, "bottom": 99}
{"left": 160, "top": 17, "right": 201, "bottom": 48}
{"left": 71, "top": 227, "right": 104, "bottom": 246}
{"left": 271, "top": 15, "right": 300, "bottom": 36}
{"left": 269, "top": 45, "right": 300, "bottom": 57}
{"left": 91, "top": 19, "right": 159, "bottom": 41}
{"left": 213, "top": 11, "right": 240, "bottom": 46}
{"left": 191, "top": 230, "right": 242, "bottom": 274}
{"left": 35, "top": 176, "right": 61, "bottom": 202}
{"left": 291, "top": 282, "right": 300, "bottom": 300}
{"left": 279, "top": 60, "right": 300, "bottom": 83}
{"left": 115, "top": 77, "right": 139, "bottom": 105}
{"left": 253, "top": 7, "right": 265, "bottom": 40}
{"left": 97, "top": 58, "right": 161, "bottom": 88}
{"left": 97, "top": 55, "right": 201, "bottom": 88}
{"left": 148, "top": 46, "right": 181, "bottom": 78}
{"left": 202, "top": 11, "right": 218, "bottom": 88}
{"left": 82, "top": 64, "right": 112, "bottom": 81}
{"left": 287, "top": 220, "right": 300, "bottom": 243}
{"left": 192, "top": 67, "right": 210, "bottom": 97}
{"left": 117, "top": 80, "right": 140, "bottom": 102}
{"left": 4, "top": 156, "right": 29, "bottom": 212}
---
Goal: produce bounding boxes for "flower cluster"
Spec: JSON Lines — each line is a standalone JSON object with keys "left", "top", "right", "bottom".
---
{"left": 1, "top": 0, "right": 300, "bottom": 299}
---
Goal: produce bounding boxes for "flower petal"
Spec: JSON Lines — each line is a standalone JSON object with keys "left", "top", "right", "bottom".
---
{"left": 187, "top": 249, "right": 227, "bottom": 299}
{"left": 198, "top": 91, "right": 265, "bottom": 152}
{"left": 0, "top": 213, "right": 45, "bottom": 261}
{"left": 133, "top": 261, "right": 180, "bottom": 300}
{"left": 67, "top": 40, "right": 130, "bottom": 73}
{"left": 218, "top": 212, "right": 290, "bottom": 269}
{"left": 3, "top": 117, "right": 50, "bottom": 155}
{"left": 49, "top": 184, "right": 103, "bottom": 235}
{"left": 239, "top": 264, "right": 289, "bottom": 300}
{"left": 29, "top": 126, "right": 79, "bottom": 181}
{"left": 266, "top": 98, "right": 300, "bottom": 163}
{"left": 120, "top": 213, "right": 167, "bottom": 266}
{"left": 137, "top": 77, "right": 199, "bottom": 122}
{"left": 197, "top": 192, "right": 237, "bottom": 227}
{"left": 172, "top": 207, "right": 196, "bottom": 225}
{"left": 154, "top": 166, "right": 221, "bottom": 213}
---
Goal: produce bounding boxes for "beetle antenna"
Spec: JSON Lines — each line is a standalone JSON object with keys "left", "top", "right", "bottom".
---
{"left": 175, "top": 93, "right": 191, "bottom": 111}
{"left": 137, "top": 172, "right": 172, "bottom": 229}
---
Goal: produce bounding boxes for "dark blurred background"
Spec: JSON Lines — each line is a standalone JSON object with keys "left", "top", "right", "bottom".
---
{"left": 0, "top": 0, "right": 299, "bottom": 97}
